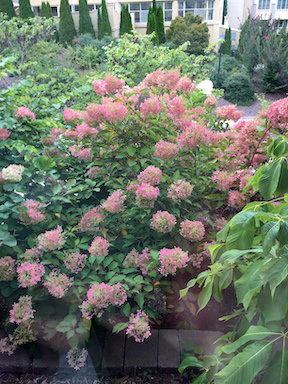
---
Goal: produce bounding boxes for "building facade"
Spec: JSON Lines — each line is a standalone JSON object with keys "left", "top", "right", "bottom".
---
{"left": 29, "top": 0, "right": 227, "bottom": 46}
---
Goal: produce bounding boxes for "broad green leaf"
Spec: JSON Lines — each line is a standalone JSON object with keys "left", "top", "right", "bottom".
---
{"left": 277, "top": 221, "right": 288, "bottom": 246}
{"left": 222, "top": 325, "right": 273, "bottom": 354}
{"left": 127, "top": 146, "right": 136, "bottom": 156}
{"left": 113, "top": 322, "right": 128, "bottom": 334}
{"left": 214, "top": 341, "right": 272, "bottom": 384}
{"left": 261, "top": 345, "right": 288, "bottom": 384}
{"left": 178, "top": 355, "right": 203, "bottom": 373}
{"left": 226, "top": 211, "right": 257, "bottom": 250}
{"left": 266, "top": 255, "right": 288, "bottom": 297}
{"left": 262, "top": 221, "right": 280, "bottom": 256}
{"left": 267, "top": 136, "right": 288, "bottom": 158}
{"left": 0, "top": 230, "right": 17, "bottom": 247}
{"left": 259, "top": 160, "right": 282, "bottom": 201}
{"left": 32, "top": 155, "right": 56, "bottom": 171}
{"left": 219, "top": 268, "right": 233, "bottom": 290}
{"left": 219, "top": 249, "right": 262, "bottom": 263}
{"left": 258, "top": 281, "right": 288, "bottom": 323}
{"left": 275, "top": 161, "right": 288, "bottom": 197}
{"left": 234, "top": 259, "right": 265, "bottom": 309}
{"left": 197, "top": 278, "right": 213, "bottom": 312}
{"left": 135, "top": 293, "right": 144, "bottom": 308}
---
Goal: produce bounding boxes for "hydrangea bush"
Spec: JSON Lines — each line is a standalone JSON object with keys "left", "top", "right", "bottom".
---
{"left": 0, "top": 62, "right": 286, "bottom": 370}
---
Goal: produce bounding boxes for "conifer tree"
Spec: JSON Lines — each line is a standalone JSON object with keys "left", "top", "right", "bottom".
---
{"left": 146, "top": 0, "right": 164, "bottom": 44}
{"left": 40, "top": 1, "right": 47, "bottom": 17}
{"left": 79, "top": 0, "right": 95, "bottom": 37}
{"left": 19, "top": 0, "right": 34, "bottom": 19}
{"left": 59, "top": 0, "right": 76, "bottom": 46}
{"left": 222, "top": 0, "right": 227, "bottom": 24}
{"left": 46, "top": 2, "right": 53, "bottom": 17}
{"left": 99, "top": 0, "right": 111, "bottom": 38}
{"left": 97, "top": 6, "right": 102, "bottom": 39}
{"left": 120, "top": 4, "right": 132, "bottom": 35}
{"left": 0, "top": 0, "right": 16, "bottom": 19}
{"left": 222, "top": 27, "right": 231, "bottom": 55}
{"left": 156, "top": 5, "right": 165, "bottom": 44}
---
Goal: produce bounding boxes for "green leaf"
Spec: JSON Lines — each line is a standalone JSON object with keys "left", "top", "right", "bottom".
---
{"left": 275, "top": 161, "right": 288, "bottom": 197}
{"left": 113, "top": 322, "right": 128, "bottom": 334}
{"left": 66, "top": 179, "right": 76, "bottom": 189}
{"left": 222, "top": 325, "right": 273, "bottom": 354}
{"left": 226, "top": 211, "right": 257, "bottom": 250}
{"left": 214, "top": 341, "right": 273, "bottom": 384}
{"left": 178, "top": 355, "right": 203, "bottom": 373}
{"left": 266, "top": 254, "right": 288, "bottom": 297}
{"left": 197, "top": 278, "right": 213, "bottom": 312}
{"left": 127, "top": 146, "right": 136, "bottom": 156}
{"left": 219, "top": 249, "right": 262, "bottom": 263}
{"left": 135, "top": 293, "right": 144, "bottom": 308}
{"left": 0, "top": 230, "right": 17, "bottom": 247}
{"left": 53, "top": 184, "right": 62, "bottom": 195}
{"left": 262, "top": 221, "right": 280, "bottom": 256}
{"left": 258, "top": 280, "right": 288, "bottom": 323}
{"left": 234, "top": 259, "right": 266, "bottom": 309}
{"left": 32, "top": 156, "right": 56, "bottom": 171}
{"left": 261, "top": 345, "right": 288, "bottom": 384}
{"left": 140, "top": 147, "right": 150, "bottom": 156}
{"left": 259, "top": 160, "right": 282, "bottom": 201}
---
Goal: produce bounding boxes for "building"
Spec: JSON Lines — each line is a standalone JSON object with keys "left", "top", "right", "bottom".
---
{"left": 29, "top": 0, "right": 230, "bottom": 46}
{"left": 252, "top": 0, "right": 288, "bottom": 29}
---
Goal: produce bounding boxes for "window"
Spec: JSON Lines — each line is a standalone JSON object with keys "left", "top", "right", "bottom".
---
{"left": 88, "top": 4, "right": 98, "bottom": 11}
{"left": 178, "top": 0, "right": 214, "bottom": 21}
{"left": 258, "top": 0, "right": 270, "bottom": 9}
{"left": 277, "top": 0, "right": 288, "bottom": 8}
{"left": 71, "top": 5, "right": 79, "bottom": 12}
{"left": 33, "top": 6, "right": 40, "bottom": 16}
{"left": 51, "top": 7, "right": 58, "bottom": 16}
{"left": 129, "top": 2, "right": 151, "bottom": 23}
{"left": 157, "top": 2, "right": 173, "bottom": 21}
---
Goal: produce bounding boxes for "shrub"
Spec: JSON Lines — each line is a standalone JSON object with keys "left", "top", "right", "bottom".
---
{"left": 120, "top": 4, "right": 132, "bottom": 36}
{"left": 207, "top": 55, "right": 241, "bottom": 89}
{"left": 223, "top": 70, "right": 254, "bottom": 105}
{"left": 222, "top": 27, "right": 231, "bottom": 55}
{"left": 69, "top": 45, "right": 100, "bottom": 69}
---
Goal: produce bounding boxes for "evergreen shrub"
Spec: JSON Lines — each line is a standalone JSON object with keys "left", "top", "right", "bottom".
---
{"left": 223, "top": 70, "right": 255, "bottom": 105}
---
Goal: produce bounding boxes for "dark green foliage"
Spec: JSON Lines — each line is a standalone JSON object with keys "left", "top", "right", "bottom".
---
{"left": 0, "top": 0, "right": 16, "bottom": 19}
{"left": 99, "top": 0, "right": 111, "bottom": 39}
{"left": 79, "top": 0, "right": 95, "bottom": 37}
{"left": 40, "top": 2, "right": 47, "bottom": 17}
{"left": 222, "top": 0, "right": 227, "bottom": 24}
{"left": 97, "top": 6, "right": 102, "bottom": 39}
{"left": 156, "top": 5, "right": 165, "bottom": 44}
{"left": 19, "top": 0, "right": 34, "bottom": 19}
{"left": 223, "top": 70, "right": 255, "bottom": 106}
{"left": 166, "top": 13, "right": 209, "bottom": 55}
{"left": 120, "top": 4, "right": 132, "bottom": 36}
{"left": 146, "top": 0, "right": 165, "bottom": 45}
{"left": 40, "top": 2, "right": 52, "bottom": 18}
{"left": 59, "top": 0, "right": 76, "bottom": 46}
{"left": 222, "top": 27, "right": 231, "bottom": 55}
{"left": 207, "top": 55, "right": 240, "bottom": 88}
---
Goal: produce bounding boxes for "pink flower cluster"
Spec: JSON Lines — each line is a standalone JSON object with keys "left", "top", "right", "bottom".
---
{"left": 179, "top": 220, "right": 205, "bottom": 242}
{"left": 190, "top": 241, "right": 216, "bottom": 268}
{"left": 2, "top": 164, "right": 24, "bottom": 183}
{"left": 63, "top": 109, "right": 83, "bottom": 124}
{"left": 140, "top": 97, "right": 163, "bottom": 117}
{"left": 14, "top": 107, "right": 35, "bottom": 120}
{"left": 214, "top": 217, "right": 228, "bottom": 231}
{"left": 150, "top": 211, "right": 176, "bottom": 233}
{"left": 69, "top": 145, "right": 93, "bottom": 162}
{"left": 93, "top": 74, "right": 125, "bottom": 95}
{"left": 37, "top": 226, "right": 65, "bottom": 252}
{"left": 204, "top": 95, "right": 218, "bottom": 107}
{"left": 215, "top": 105, "right": 243, "bottom": 122}
{"left": 80, "top": 282, "right": 127, "bottom": 319}
{"left": 0, "top": 128, "right": 10, "bottom": 141}
{"left": 67, "top": 348, "right": 88, "bottom": 371}
{"left": 154, "top": 140, "right": 179, "bottom": 161}
{"left": 20, "top": 199, "right": 46, "bottom": 226}
{"left": 167, "top": 96, "right": 187, "bottom": 118}
{"left": 89, "top": 236, "right": 110, "bottom": 257}
{"left": 158, "top": 247, "right": 189, "bottom": 276}
{"left": 126, "top": 310, "right": 151, "bottom": 342}
{"left": 228, "top": 190, "right": 248, "bottom": 209}
{"left": 65, "top": 124, "right": 98, "bottom": 141}
{"left": 10, "top": 296, "right": 35, "bottom": 324}
{"left": 102, "top": 190, "right": 126, "bottom": 213}
{"left": 135, "top": 183, "right": 160, "bottom": 209}
{"left": 177, "top": 123, "right": 209, "bottom": 151}
{"left": 167, "top": 180, "right": 193, "bottom": 201}
{"left": 266, "top": 97, "right": 288, "bottom": 131}
{"left": 176, "top": 75, "right": 196, "bottom": 93}
{"left": 137, "top": 166, "right": 162, "bottom": 186}
{"left": 143, "top": 68, "right": 180, "bottom": 91}
{"left": 79, "top": 207, "right": 104, "bottom": 232}
{"left": 87, "top": 166, "right": 103, "bottom": 179}
{"left": 64, "top": 252, "right": 87, "bottom": 273}
{"left": 44, "top": 270, "right": 73, "bottom": 298}
{"left": 212, "top": 171, "right": 237, "bottom": 191}
{"left": 0, "top": 321, "right": 36, "bottom": 356}
{"left": 123, "top": 248, "right": 152, "bottom": 275}
{"left": 85, "top": 101, "right": 128, "bottom": 126}
{"left": 0, "top": 256, "right": 15, "bottom": 281}
{"left": 21, "top": 248, "right": 42, "bottom": 262}
{"left": 17, "top": 262, "right": 45, "bottom": 288}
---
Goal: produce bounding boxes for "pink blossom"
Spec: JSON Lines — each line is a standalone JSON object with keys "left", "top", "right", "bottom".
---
{"left": 180, "top": 220, "right": 205, "bottom": 242}
{"left": 37, "top": 226, "right": 65, "bottom": 252}
{"left": 65, "top": 124, "right": 98, "bottom": 141}
{"left": 20, "top": 199, "right": 46, "bottom": 226}
{"left": 89, "top": 236, "right": 110, "bottom": 257}
{"left": 214, "top": 217, "right": 228, "bottom": 231}
{"left": 176, "top": 75, "right": 196, "bottom": 93}
{"left": 69, "top": 145, "right": 94, "bottom": 162}
{"left": 266, "top": 97, "right": 288, "bottom": 131}
{"left": 154, "top": 140, "right": 179, "bottom": 161}
{"left": 138, "top": 248, "right": 152, "bottom": 275}
{"left": 10, "top": 296, "right": 35, "bottom": 324}
{"left": 176, "top": 123, "right": 209, "bottom": 151}
{"left": 63, "top": 109, "right": 83, "bottom": 124}
{"left": 67, "top": 348, "right": 88, "bottom": 371}
{"left": 102, "top": 189, "right": 126, "bottom": 213}
{"left": 64, "top": 252, "right": 87, "bottom": 273}
{"left": 17, "top": 262, "right": 45, "bottom": 288}
{"left": 215, "top": 105, "right": 243, "bottom": 122}
{"left": 87, "top": 166, "right": 103, "bottom": 179}
{"left": 158, "top": 247, "right": 189, "bottom": 276}
{"left": 21, "top": 248, "right": 42, "bottom": 262}
{"left": 79, "top": 207, "right": 104, "bottom": 232}
{"left": 135, "top": 183, "right": 160, "bottom": 209}
{"left": 212, "top": 171, "right": 237, "bottom": 191}
{"left": 204, "top": 95, "right": 218, "bottom": 107}
{"left": 93, "top": 74, "right": 125, "bottom": 95}
{"left": 15, "top": 107, "right": 35, "bottom": 120}
{"left": 167, "top": 180, "right": 193, "bottom": 201}
{"left": 0, "top": 129, "right": 10, "bottom": 141}
{"left": 123, "top": 249, "right": 140, "bottom": 269}
{"left": 167, "top": 96, "right": 187, "bottom": 118}
{"left": 0, "top": 256, "right": 15, "bottom": 281}
{"left": 150, "top": 211, "right": 176, "bottom": 233}
{"left": 126, "top": 310, "right": 151, "bottom": 342}
{"left": 140, "top": 97, "right": 163, "bottom": 117}
{"left": 143, "top": 68, "right": 180, "bottom": 90}
{"left": 93, "top": 79, "right": 107, "bottom": 96}
{"left": 85, "top": 103, "right": 108, "bottom": 126}
{"left": 44, "top": 270, "right": 73, "bottom": 298}
{"left": 2, "top": 164, "right": 24, "bottom": 183}
{"left": 104, "top": 101, "right": 128, "bottom": 123}
{"left": 137, "top": 166, "right": 162, "bottom": 186}
{"left": 228, "top": 190, "right": 249, "bottom": 209}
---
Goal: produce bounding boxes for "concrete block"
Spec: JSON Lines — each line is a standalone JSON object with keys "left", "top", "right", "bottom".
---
{"left": 158, "top": 330, "right": 180, "bottom": 372}
{"left": 102, "top": 331, "right": 125, "bottom": 375}
{"left": 0, "top": 346, "right": 31, "bottom": 374}
{"left": 32, "top": 344, "right": 58, "bottom": 374}
{"left": 124, "top": 330, "right": 158, "bottom": 375}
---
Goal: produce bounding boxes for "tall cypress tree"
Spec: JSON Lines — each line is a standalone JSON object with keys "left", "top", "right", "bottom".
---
{"left": 156, "top": 5, "right": 165, "bottom": 44}
{"left": 120, "top": 4, "right": 132, "bottom": 35}
{"left": 19, "top": 0, "right": 34, "bottom": 19}
{"left": 0, "top": 0, "right": 16, "bottom": 19}
{"left": 146, "top": 0, "right": 164, "bottom": 44}
{"left": 46, "top": 2, "right": 53, "bottom": 17}
{"left": 97, "top": 6, "right": 102, "bottom": 39}
{"left": 59, "top": 0, "right": 76, "bottom": 46}
{"left": 79, "top": 0, "right": 95, "bottom": 37}
{"left": 40, "top": 1, "right": 47, "bottom": 17}
{"left": 222, "top": 27, "right": 231, "bottom": 55}
{"left": 126, "top": 5, "right": 132, "bottom": 33}
{"left": 99, "top": 0, "right": 111, "bottom": 38}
